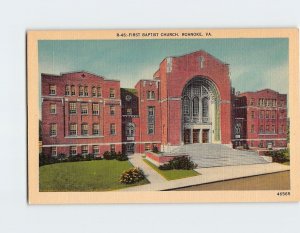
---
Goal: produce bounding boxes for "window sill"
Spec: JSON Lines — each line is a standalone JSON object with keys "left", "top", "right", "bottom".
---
{"left": 65, "top": 135, "right": 104, "bottom": 139}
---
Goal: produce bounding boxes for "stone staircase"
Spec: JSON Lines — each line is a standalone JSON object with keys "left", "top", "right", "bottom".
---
{"left": 168, "top": 143, "right": 269, "bottom": 168}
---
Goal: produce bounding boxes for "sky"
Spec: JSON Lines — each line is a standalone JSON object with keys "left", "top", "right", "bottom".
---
{"left": 38, "top": 38, "right": 289, "bottom": 94}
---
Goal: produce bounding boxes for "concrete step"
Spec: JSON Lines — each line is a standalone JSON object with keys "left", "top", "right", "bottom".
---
{"left": 168, "top": 143, "right": 269, "bottom": 168}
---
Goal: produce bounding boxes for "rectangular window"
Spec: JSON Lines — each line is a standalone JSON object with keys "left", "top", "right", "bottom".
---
{"left": 251, "top": 111, "right": 254, "bottom": 119}
{"left": 71, "top": 85, "right": 76, "bottom": 96}
{"left": 145, "top": 143, "right": 151, "bottom": 151}
{"left": 266, "top": 125, "right": 270, "bottom": 133}
{"left": 79, "top": 86, "right": 84, "bottom": 96}
{"left": 251, "top": 124, "right": 254, "bottom": 133}
{"left": 259, "top": 110, "right": 264, "bottom": 119}
{"left": 271, "top": 125, "right": 276, "bottom": 133}
{"left": 50, "top": 104, "right": 56, "bottom": 114}
{"left": 97, "top": 87, "right": 102, "bottom": 97}
{"left": 92, "top": 103, "right": 99, "bottom": 115}
{"left": 93, "top": 145, "right": 99, "bottom": 155}
{"left": 272, "top": 99, "right": 277, "bottom": 107}
{"left": 49, "top": 85, "right": 56, "bottom": 95}
{"left": 110, "top": 105, "right": 115, "bottom": 115}
{"left": 127, "top": 108, "right": 132, "bottom": 115}
{"left": 69, "top": 102, "right": 77, "bottom": 114}
{"left": 110, "top": 88, "right": 115, "bottom": 98}
{"left": 51, "top": 147, "right": 57, "bottom": 156}
{"left": 147, "top": 106, "right": 155, "bottom": 134}
{"left": 110, "top": 123, "right": 116, "bottom": 135}
{"left": 65, "top": 85, "right": 70, "bottom": 96}
{"left": 69, "top": 123, "right": 77, "bottom": 136}
{"left": 265, "top": 111, "right": 270, "bottom": 119}
{"left": 82, "top": 145, "right": 88, "bottom": 155}
{"left": 271, "top": 110, "right": 276, "bottom": 119}
{"left": 259, "top": 125, "right": 264, "bottom": 133}
{"left": 70, "top": 146, "right": 77, "bottom": 155}
{"left": 147, "top": 91, "right": 155, "bottom": 100}
{"left": 50, "top": 123, "right": 57, "bottom": 136}
{"left": 84, "top": 86, "right": 88, "bottom": 96}
{"left": 81, "top": 103, "right": 88, "bottom": 115}
{"left": 93, "top": 124, "right": 100, "bottom": 135}
{"left": 81, "top": 124, "right": 88, "bottom": 135}
{"left": 110, "top": 144, "right": 115, "bottom": 153}
{"left": 250, "top": 98, "right": 255, "bottom": 106}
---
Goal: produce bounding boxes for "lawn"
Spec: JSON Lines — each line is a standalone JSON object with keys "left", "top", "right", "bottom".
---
{"left": 39, "top": 160, "right": 149, "bottom": 192}
{"left": 143, "top": 159, "right": 199, "bottom": 180}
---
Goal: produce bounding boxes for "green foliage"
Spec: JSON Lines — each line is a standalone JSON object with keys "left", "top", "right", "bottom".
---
{"left": 119, "top": 167, "right": 145, "bottom": 184}
{"left": 265, "top": 149, "right": 289, "bottom": 163}
{"left": 159, "top": 156, "right": 198, "bottom": 170}
{"left": 152, "top": 146, "right": 159, "bottom": 153}
{"left": 116, "top": 151, "right": 128, "bottom": 161}
{"left": 103, "top": 151, "right": 113, "bottom": 160}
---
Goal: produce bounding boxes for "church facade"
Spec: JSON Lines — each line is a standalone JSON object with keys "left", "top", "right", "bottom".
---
{"left": 41, "top": 50, "right": 287, "bottom": 156}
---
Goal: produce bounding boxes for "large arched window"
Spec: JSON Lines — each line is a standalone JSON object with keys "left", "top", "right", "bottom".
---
{"left": 125, "top": 123, "right": 135, "bottom": 137}
{"left": 192, "top": 97, "right": 199, "bottom": 116}
{"left": 183, "top": 96, "right": 190, "bottom": 116}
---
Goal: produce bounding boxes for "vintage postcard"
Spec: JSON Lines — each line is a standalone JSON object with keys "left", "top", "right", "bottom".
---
{"left": 27, "top": 28, "right": 300, "bottom": 204}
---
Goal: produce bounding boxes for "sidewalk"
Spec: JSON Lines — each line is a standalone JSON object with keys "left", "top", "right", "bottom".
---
{"left": 123, "top": 154, "right": 290, "bottom": 191}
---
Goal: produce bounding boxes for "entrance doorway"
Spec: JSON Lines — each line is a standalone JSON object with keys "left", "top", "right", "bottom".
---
{"left": 126, "top": 143, "right": 135, "bottom": 154}
{"left": 193, "top": 129, "right": 200, "bottom": 143}
{"left": 184, "top": 129, "right": 191, "bottom": 144}
{"left": 202, "top": 129, "right": 209, "bottom": 143}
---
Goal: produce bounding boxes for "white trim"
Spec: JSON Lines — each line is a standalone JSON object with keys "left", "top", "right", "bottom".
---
{"left": 42, "top": 141, "right": 162, "bottom": 147}
{"left": 232, "top": 138, "right": 287, "bottom": 141}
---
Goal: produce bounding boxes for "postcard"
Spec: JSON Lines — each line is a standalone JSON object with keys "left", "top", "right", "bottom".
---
{"left": 27, "top": 28, "right": 300, "bottom": 204}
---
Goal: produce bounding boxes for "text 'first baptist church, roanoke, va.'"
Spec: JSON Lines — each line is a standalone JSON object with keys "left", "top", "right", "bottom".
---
{"left": 40, "top": 50, "right": 288, "bottom": 157}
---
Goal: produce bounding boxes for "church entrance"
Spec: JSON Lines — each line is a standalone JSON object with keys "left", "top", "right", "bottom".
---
{"left": 182, "top": 77, "right": 220, "bottom": 144}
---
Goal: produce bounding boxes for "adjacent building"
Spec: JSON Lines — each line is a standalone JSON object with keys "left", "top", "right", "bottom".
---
{"left": 41, "top": 50, "right": 288, "bottom": 156}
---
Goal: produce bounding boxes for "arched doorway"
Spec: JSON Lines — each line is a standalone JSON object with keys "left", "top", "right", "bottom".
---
{"left": 182, "top": 77, "right": 220, "bottom": 144}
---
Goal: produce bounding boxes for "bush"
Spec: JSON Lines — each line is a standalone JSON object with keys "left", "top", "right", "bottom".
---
{"left": 152, "top": 146, "right": 159, "bottom": 153}
{"left": 57, "top": 153, "right": 67, "bottom": 162}
{"left": 159, "top": 156, "right": 198, "bottom": 170}
{"left": 39, "top": 153, "right": 58, "bottom": 166}
{"left": 116, "top": 151, "right": 128, "bottom": 161}
{"left": 68, "top": 154, "right": 84, "bottom": 162}
{"left": 85, "top": 153, "right": 95, "bottom": 161}
{"left": 265, "top": 149, "right": 289, "bottom": 163}
{"left": 103, "top": 151, "right": 113, "bottom": 160}
{"left": 120, "top": 167, "right": 145, "bottom": 184}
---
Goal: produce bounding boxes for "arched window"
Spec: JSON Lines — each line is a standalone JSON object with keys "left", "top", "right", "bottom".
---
{"left": 92, "top": 87, "right": 96, "bottom": 97}
{"left": 192, "top": 97, "right": 199, "bottom": 116}
{"left": 183, "top": 96, "right": 190, "bottom": 116}
{"left": 202, "top": 97, "right": 209, "bottom": 118}
{"left": 126, "top": 123, "right": 135, "bottom": 137}
{"left": 71, "top": 85, "right": 75, "bottom": 96}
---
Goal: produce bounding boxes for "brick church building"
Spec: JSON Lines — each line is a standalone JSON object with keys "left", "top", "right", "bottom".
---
{"left": 41, "top": 50, "right": 288, "bottom": 156}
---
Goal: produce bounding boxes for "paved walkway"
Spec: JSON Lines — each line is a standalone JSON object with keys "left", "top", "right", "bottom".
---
{"left": 128, "top": 154, "right": 166, "bottom": 184}
{"left": 123, "top": 154, "right": 289, "bottom": 191}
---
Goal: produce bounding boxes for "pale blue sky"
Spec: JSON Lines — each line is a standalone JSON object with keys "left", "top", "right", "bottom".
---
{"left": 39, "top": 38, "right": 288, "bottom": 94}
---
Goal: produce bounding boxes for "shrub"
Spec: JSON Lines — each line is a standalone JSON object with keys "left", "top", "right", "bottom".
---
{"left": 85, "top": 153, "right": 95, "bottom": 161}
{"left": 120, "top": 167, "right": 145, "bottom": 184}
{"left": 152, "top": 146, "right": 159, "bottom": 153}
{"left": 266, "top": 149, "right": 289, "bottom": 163}
{"left": 103, "top": 151, "right": 113, "bottom": 160}
{"left": 159, "top": 156, "right": 198, "bottom": 170}
{"left": 116, "top": 151, "right": 128, "bottom": 161}
{"left": 57, "top": 153, "right": 67, "bottom": 162}
{"left": 68, "top": 154, "right": 83, "bottom": 162}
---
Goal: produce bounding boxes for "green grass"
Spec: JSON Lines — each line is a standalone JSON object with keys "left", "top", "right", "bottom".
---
{"left": 143, "top": 159, "right": 199, "bottom": 180}
{"left": 39, "top": 160, "right": 149, "bottom": 192}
